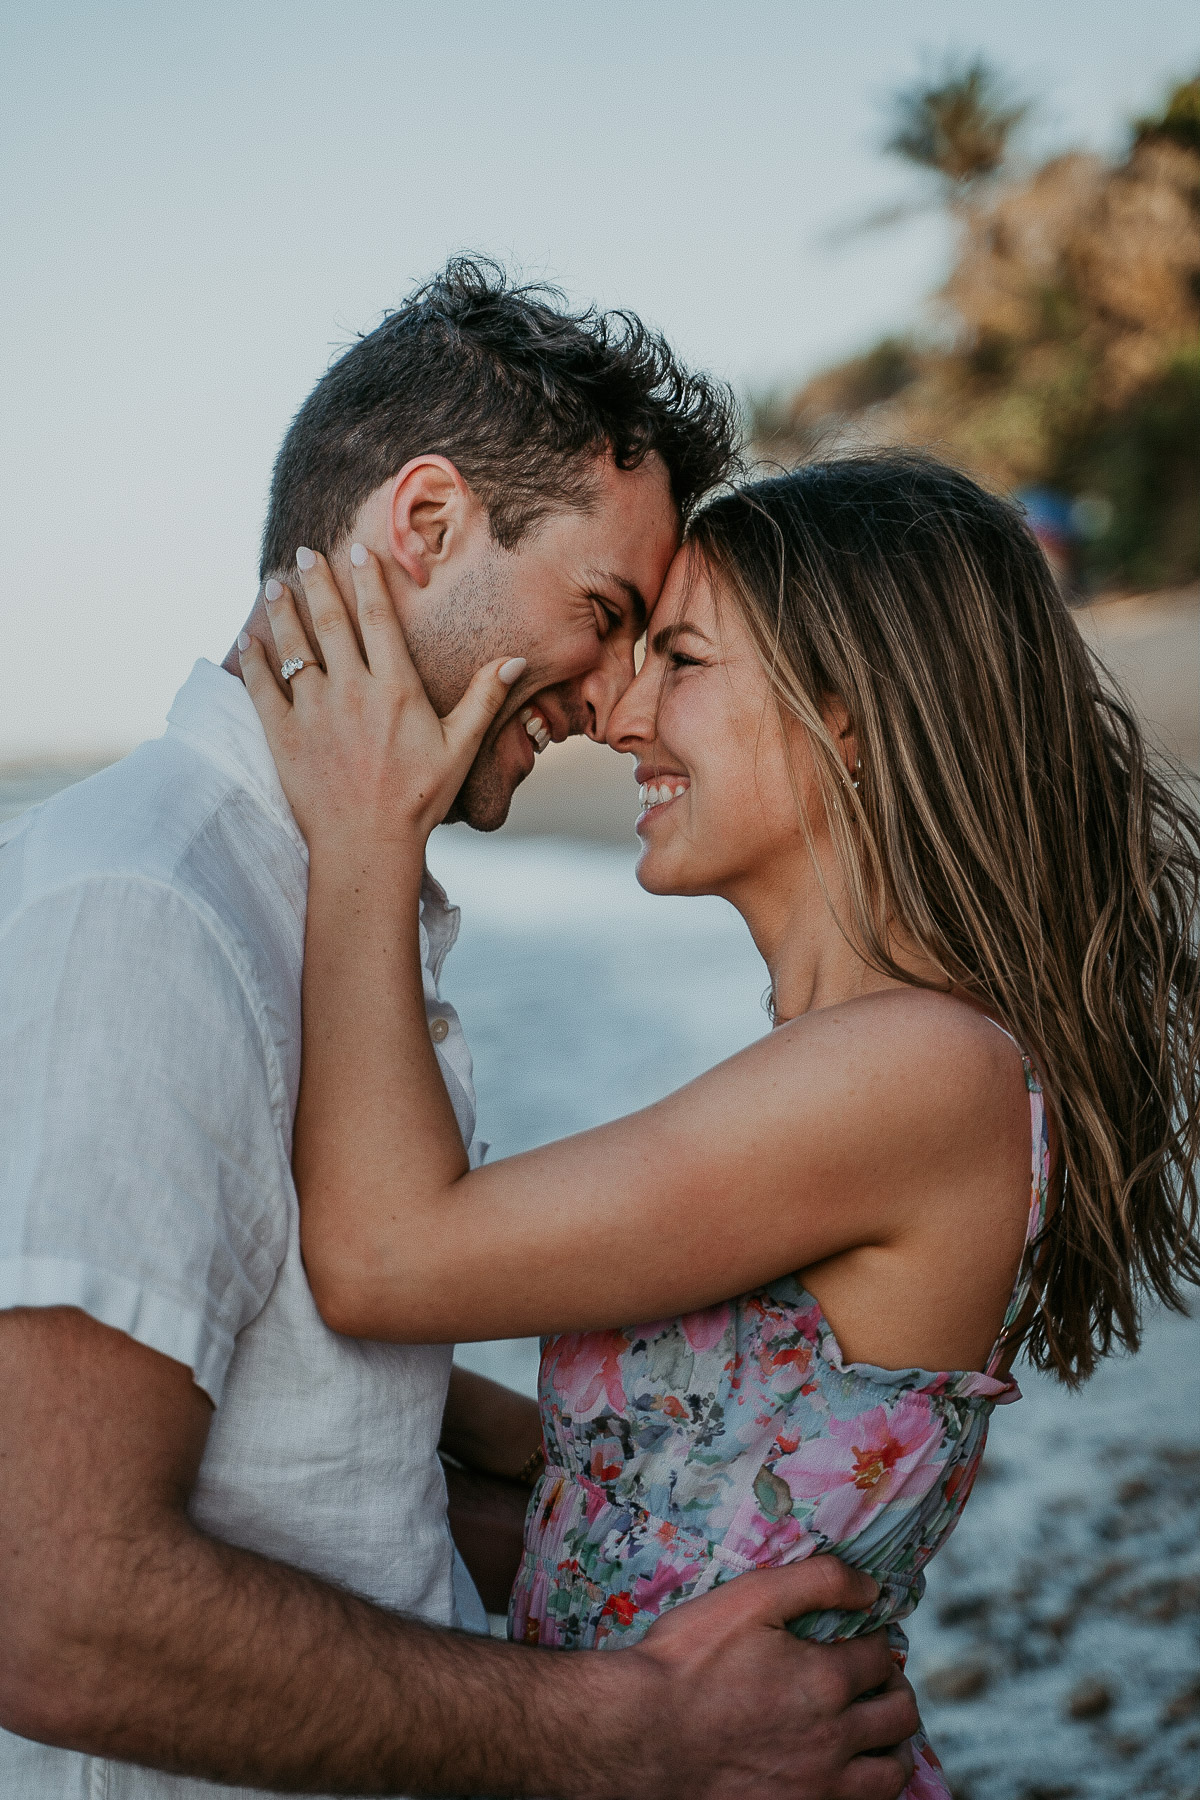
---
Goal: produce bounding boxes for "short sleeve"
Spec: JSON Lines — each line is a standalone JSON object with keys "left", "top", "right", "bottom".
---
{"left": 0, "top": 876, "right": 288, "bottom": 1402}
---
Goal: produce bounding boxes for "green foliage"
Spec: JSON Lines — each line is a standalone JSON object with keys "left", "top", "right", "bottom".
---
{"left": 1062, "top": 349, "right": 1200, "bottom": 590}
{"left": 769, "top": 62, "right": 1200, "bottom": 592}
{"left": 841, "top": 338, "right": 919, "bottom": 407}
{"left": 1135, "top": 73, "right": 1200, "bottom": 156}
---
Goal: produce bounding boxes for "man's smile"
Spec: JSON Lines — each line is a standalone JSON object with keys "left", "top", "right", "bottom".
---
{"left": 518, "top": 705, "right": 552, "bottom": 754}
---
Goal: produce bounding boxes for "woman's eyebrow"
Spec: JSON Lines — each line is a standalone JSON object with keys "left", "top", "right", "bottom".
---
{"left": 650, "top": 620, "right": 713, "bottom": 655}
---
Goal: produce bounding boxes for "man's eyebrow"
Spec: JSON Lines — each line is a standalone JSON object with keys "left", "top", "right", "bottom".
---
{"left": 650, "top": 620, "right": 713, "bottom": 655}
{"left": 588, "top": 572, "right": 648, "bottom": 634}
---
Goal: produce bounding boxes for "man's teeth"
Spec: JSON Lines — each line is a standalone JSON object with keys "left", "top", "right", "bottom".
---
{"left": 638, "top": 780, "right": 689, "bottom": 811}
{"left": 519, "top": 706, "right": 551, "bottom": 753}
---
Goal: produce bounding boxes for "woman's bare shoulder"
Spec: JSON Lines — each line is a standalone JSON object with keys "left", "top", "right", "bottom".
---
{"left": 768, "top": 989, "right": 1036, "bottom": 1369}
{"left": 769, "top": 984, "right": 1027, "bottom": 1093}
{"left": 753, "top": 985, "right": 1032, "bottom": 1193}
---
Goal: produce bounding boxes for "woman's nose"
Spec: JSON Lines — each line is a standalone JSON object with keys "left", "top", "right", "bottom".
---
{"left": 606, "top": 661, "right": 659, "bottom": 756}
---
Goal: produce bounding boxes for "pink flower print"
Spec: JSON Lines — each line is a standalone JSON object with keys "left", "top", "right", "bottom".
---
{"left": 793, "top": 1299, "right": 824, "bottom": 1339}
{"left": 775, "top": 1394, "right": 945, "bottom": 1545}
{"left": 632, "top": 1559, "right": 703, "bottom": 1614}
{"left": 718, "top": 1489, "right": 818, "bottom": 1565}
{"left": 542, "top": 1331, "right": 628, "bottom": 1420}
{"left": 904, "top": 1738, "right": 952, "bottom": 1798}
{"left": 679, "top": 1302, "right": 732, "bottom": 1353}
{"left": 583, "top": 1481, "right": 612, "bottom": 1527}
{"left": 516, "top": 1564, "right": 551, "bottom": 1643}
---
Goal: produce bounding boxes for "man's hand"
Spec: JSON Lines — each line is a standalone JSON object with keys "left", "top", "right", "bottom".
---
{"left": 629, "top": 1559, "right": 919, "bottom": 1800}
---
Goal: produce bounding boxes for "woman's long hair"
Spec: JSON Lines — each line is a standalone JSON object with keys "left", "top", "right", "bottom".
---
{"left": 688, "top": 452, "right": 1200, "bottom": 1384}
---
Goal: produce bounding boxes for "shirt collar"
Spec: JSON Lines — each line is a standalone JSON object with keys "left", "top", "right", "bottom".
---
{"left": 165, "top": 659, "right": 459, "bottom": 946}
{"left": 166, "top": 659, "right": 305, "bottom": 856}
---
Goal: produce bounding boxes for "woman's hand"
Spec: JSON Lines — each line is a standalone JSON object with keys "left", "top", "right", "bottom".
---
{"left": 239, "top": 545, "right": 526, "bottom": 852}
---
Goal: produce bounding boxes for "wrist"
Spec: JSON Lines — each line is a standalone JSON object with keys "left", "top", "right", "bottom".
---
{"left": 303, "top": 837, "right": 428, "bottom": 921}
{"left": 304, "top": 820, "right": 429, "bottom": 871}
{"left": 569, "top": 1644, "right": 677, "bottom": 1800}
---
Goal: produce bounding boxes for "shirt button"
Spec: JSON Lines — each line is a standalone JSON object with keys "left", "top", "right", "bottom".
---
{"left": 429, "top": 1017, "right": 450, "bottom": 1043}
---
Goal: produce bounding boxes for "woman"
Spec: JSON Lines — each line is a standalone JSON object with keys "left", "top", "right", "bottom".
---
{"left": 241, "top": 454, "right": 1200, "bottom": 1795}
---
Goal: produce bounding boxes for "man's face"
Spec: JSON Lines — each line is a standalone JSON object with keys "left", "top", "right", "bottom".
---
{"left": 407, "top": 452, "right": 680, "bottom": 831}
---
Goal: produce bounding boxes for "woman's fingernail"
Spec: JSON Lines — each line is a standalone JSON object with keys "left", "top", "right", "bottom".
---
{"left": 349, "top": 542, "right": 368, "bottom": 567}
{"left": 237, "top": 631, "right": 251, "bottom": 652}
{"left": 296, "top": 546, "right": 317, "bottom": 571}
{"left": 264, "top": 578, "right": 284, "bottom": 603}
{"left": 498, "top": 657, "right": 527, "bottom": 686}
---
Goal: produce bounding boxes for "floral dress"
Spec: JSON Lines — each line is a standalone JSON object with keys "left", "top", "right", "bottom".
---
{"left": 509, "top": 1042, "right": 1050, "bottom": 1799}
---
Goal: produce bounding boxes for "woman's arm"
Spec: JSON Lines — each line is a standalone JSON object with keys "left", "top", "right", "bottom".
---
{"left": 242, "top": 554, "right": 1027, "bottom": 1349}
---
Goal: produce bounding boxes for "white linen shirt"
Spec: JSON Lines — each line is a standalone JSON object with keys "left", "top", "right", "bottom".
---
{"left": 0, "top": 658, "right": 487, "bottom": 1799}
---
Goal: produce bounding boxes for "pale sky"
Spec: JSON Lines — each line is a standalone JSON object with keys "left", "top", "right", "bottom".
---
{"left": 2, "top": 0, "right": 1196, "bottom": 755}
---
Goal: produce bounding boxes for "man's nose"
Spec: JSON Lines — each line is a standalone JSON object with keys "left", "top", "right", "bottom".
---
{"left": 577, "top": 638, "right": 640, "bottom": 744}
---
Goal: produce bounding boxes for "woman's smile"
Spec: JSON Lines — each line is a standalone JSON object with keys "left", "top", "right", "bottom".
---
{"left": 635, "top": 767, "right": 691, "bottom": 825}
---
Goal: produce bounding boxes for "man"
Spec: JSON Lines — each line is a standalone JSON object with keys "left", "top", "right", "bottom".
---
{"left": 0, "top": 259, "right": 918, "bottom": 1798}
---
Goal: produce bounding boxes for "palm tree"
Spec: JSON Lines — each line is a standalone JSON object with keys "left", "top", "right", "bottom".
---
{"left": 884, "top": 58, "right": 1030, "bottom": 198}
{"left": 824, "top": 57, "right": 1031, "bottom": 244}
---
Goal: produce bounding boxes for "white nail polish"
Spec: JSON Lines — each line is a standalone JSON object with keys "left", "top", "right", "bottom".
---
{"left": 237, "top": 631, "right": 251, "bottom": 651}
{"left": 296, "top": 546, "right": 316, "bottom": 571}
{"left": 349, "top": 543, "right": 368, "bottom": 567}
{"left": 498, "top": 657, "right": 527, "bottom": 685}
{"left": 264, "top": 578, "right": 283, "bottom": 602}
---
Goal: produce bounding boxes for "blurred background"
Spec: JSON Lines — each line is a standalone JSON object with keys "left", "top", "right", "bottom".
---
{"left": 3, "top": 5, "right": 1198, "bottom": 1795}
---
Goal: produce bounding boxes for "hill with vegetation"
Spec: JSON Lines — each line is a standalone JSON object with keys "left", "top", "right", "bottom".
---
{"left": 756, "top": 68, "right": 1200, "bottom": 593}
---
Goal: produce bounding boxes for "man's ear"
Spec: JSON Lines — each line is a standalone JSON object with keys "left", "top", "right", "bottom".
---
{"left": 386, "top": 455, "right": 480, "bottom": 588}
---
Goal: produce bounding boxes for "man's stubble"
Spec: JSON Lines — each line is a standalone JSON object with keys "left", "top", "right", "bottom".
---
{"left": 405, "top": 552, "right": 525, "bottom": 833}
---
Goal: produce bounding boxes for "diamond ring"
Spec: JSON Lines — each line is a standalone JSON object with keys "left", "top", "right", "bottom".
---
{"left": 280, "top": 656, "right": 306, "bottom": 682}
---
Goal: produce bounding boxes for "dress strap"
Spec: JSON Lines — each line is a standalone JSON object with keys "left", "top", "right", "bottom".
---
{"left": 981, "top": 1021, "right": 1052, "bottom": 1379}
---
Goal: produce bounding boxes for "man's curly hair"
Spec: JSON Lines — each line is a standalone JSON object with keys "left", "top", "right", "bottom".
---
{"left": 260, "top": 257, "right": 740, "bottom": 577}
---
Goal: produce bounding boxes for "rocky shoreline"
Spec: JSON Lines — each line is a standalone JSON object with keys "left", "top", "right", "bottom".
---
{"left": 905, "top": 1303, "right": 1200, "bottom": 1799}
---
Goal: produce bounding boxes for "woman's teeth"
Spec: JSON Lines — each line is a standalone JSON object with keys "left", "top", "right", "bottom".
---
{"left": 519, "top": 707, "right": 551, "bottom": 753}
{"left": 638, "top": 779, "right": 689, "bottom": 811}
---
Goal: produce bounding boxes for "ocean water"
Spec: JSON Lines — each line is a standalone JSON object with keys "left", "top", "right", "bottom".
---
{"left": 4, "top": 768, "right": 1198, "bottom": 1795}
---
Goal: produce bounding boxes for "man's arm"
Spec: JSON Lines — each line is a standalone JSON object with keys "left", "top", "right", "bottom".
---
{"left": 0, "top": 1307, "right": 918, "bottom": 1799}
{"left": 440, "top": 1366, "right": 541, "bottom": 1613}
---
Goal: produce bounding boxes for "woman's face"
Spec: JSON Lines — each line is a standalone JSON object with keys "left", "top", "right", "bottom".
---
{"left": 607, "top": 550, "right": 823, "bottom": 901}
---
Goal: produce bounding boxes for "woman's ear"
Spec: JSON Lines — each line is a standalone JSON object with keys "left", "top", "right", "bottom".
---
{"left": 386, "top": 456, "right": 477, "bottom": 588}
{"left": 823, "top": 696, "right": 858, "bottom": 783}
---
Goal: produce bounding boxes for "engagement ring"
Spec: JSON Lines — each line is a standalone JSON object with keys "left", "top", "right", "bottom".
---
{"left": 280, "top": 657, "right": 306, "bottom": 682}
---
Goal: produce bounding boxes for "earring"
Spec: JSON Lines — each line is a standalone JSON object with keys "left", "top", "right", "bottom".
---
{"left": 851, "top": 757, "right": 861, "bottom": 791}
